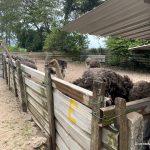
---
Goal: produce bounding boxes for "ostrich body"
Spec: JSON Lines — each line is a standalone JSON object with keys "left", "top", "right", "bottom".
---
{"left": 12, "top": 55, "right": 37, "bottom": 69}
{"left": 129, "top": 81, "right": 150, "bottom": 101}
{"left": 73, "top": 68, "right": 133, "bottom": 104}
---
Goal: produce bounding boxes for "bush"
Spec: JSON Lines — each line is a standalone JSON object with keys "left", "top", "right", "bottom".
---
{"left": 106, "top": 37, "right": 150, "bottom": 66}
{"left": 8, "top": 46, "right": 27, "bottom": 52}
{"left": 44, "top": 28, "right": 88, "bottom": 56}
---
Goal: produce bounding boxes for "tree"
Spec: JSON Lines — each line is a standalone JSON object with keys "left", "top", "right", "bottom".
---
{"left": 106, "top": 37, "right": 150, "bottom": 65}
{"left": 0, "top": 0, "right": 62, "bottom": 50}
{"left": 63, "top": 0, "right": 104, "bottom": 22}
{"left": 16, "top": 28, "right": 44, "bottom": 51}
{"left": 0, "top": 0, "right": 22, "bottom": 45}
{"left": 44, "top": 28, "right": 88, "bottom": 55}
{"left": 21, "top": 0, "right": 61, "bottom": 32}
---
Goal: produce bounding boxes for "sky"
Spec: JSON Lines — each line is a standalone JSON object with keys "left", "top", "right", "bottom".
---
{"left": 88, "top": 35, "right": 106, "bottom": 48}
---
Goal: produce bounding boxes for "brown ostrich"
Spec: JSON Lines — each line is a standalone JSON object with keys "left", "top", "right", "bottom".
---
{"left": 73, "top": 68, "right": 133, "bottom": 104}
{"left": 85, "top": 57, "right": 101, "bottom": 68}
{"left": 45, "top": 55, "right": 67, "bottom": 79}
{"left": 129, "top": 81, "right": 150, "bottom": 101}
{"left": 89, "top": 60, "right": 101, "bottom": 68}
{"left": 21, "top": 61, "right": 37, "bottom": 70}
{"left": 12, "top": 55, "right": 37, "bottom": 69}
{"left": 45, "top": 59, "right": 64, "bottom": 79}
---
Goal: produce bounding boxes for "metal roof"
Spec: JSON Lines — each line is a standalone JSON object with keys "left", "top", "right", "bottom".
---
{"left": 63, "top": 0, "right": 150, "bottom": 40}
{"left": 129, "top": 44, "right": 150, "bottom": 51}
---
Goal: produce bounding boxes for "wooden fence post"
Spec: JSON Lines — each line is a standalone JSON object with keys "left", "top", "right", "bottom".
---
{"left": 2, "top": 54, "right": 4, "bottom": 79}
{"left": 45, "top": 68, "right": 56, "bottom": 150}
{"left": 115, "top": 98, "right": 128, "bottom": 150}
{"left": 11, "top": 60, "right": 17, "bottom": 97}
{"left": 16, "top": 60, "right": 27, "bottom": 112}
{"left": 8, "top": 59, "right": 11, "bottom": 89}
{"left": 90, "top": 81, "right": 106, "bottom": 150}
{"left": 3, "top": 56, "right": 8, "bottom": 84}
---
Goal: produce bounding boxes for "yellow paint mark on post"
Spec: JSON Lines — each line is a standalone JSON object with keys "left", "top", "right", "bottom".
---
{"left": 107, "top": 133, "right": 117, "bottom": 149}
{"left": 68, "top": 99, "right": 78, "bottom": 124}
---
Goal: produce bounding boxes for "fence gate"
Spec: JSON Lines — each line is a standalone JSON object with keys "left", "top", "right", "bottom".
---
{"left": 0, "top": 53, "right": 3, "bottom": 77}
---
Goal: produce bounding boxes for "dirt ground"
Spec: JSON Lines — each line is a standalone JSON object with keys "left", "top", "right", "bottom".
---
{"left": 0, "top": 78, "right": 47, "bottom": 150}
{"left": 36, "top": 60, "right": 150, "bottom": 83}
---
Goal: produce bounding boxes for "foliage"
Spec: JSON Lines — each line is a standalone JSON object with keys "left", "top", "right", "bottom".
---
{"left": 106, "top": 37, "right": 150, "bottom": 66}
{"left": 0, "top": 0, "right": 22, "bottom": 45}
{"left": 16, "top": 28, "right": 45, "bottom": 52}
{"left": 44, "top": 28, "right": 88, "bottom": 55}
{"left": 8, "top": 46, "right": 27, "bottom": 52}
{"left": 0, "top": 0, "right": 62, "bottom": 48}
{"left": 63, "top": 0, "right": 104, "bottom": 21}
{"left": 0, "top": 0, "right": 103, "bottom": 52}
{"left": 21, "top": 0, "right": 62, "bottom": 32}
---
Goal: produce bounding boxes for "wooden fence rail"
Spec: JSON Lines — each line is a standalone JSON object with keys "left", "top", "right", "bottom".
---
{"left": 2, "top": 54, "right": 150, "bottom": 150}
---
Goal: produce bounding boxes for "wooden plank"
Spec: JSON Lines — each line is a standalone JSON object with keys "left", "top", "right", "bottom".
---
{"left": 20, "top": 64, "right": 93, "bottom": 107}
{"left": 52, "top": 77, "right": 93, "bottom": 108}
{"left": 54, "top": 108, "right": 91, "bottom": 150}
{"left": 56, "top": 145, "right": 59, "bottom": 150}
{"left": 27, "top": 95, "right": 49, "bottom": 122}
{"left": 102, "top": 127, "right": 118, "bottom": 150}
{"left": 115, "top": 98, "right": 128, "bottom": 150}
{"left": 54, "top": 89, "right": 92, "bottom": 134}
{"left": 17, "top": 92, "right": 21, "bottom": 102}
{"left": 4, "top": 57, "right": 8, "bottom": 84}
{"left": 26, "top": 87, "right": 47, "bottom": 110}
{"left": 28, "top": 101, "right": 49, "bottom": 134}
{"left": 100, "top": 97, "right": 150, "bottom": 126}
{"left": 15, "top": 78, "right": 19, "bottom": 87}
{"left": 90, "top": 82, "right": 106, "bottom": 150}
{"left": 15, "top": 83, "right": 19, "bottom": 91}
{"left": 16, "top": 60, "right": 27, "bottom": 112}
{"left": 56, "top": 121, "right": 83, "bottom": 150}
{"left": 24, "top": 77, "right": 46, "bottom": 97}
{"left": 21, "top": 64, "right": 45, "bottom": 82}
{"left": 56, "top": 132, "right": 69, "bottom": 150}
{"left": 45, "top": 68, "right": 56, "bottom": 150}
{"left": 15, "top": 72, "right": 18, "bottom": 79}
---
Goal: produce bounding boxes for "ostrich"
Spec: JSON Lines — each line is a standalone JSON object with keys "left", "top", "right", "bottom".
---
{"left": 45, "top": 55, "right": 67, "bottom": 79}
{"left": 45, "top": 59, "right": 64, "bottom": 79}
{"left": 21, "top": 61, "right": 37, "bottom": 70}
{"left": 85, "top": 57, "right": 101, "bottom": 68}
{"left": 129, "top": 81, "right": 150, "bottom": 101}
{"left": 73, "top": 68, "right": 133, "bottom": 104}
{"left": 89, "top": 60, "right": 101, "bottom": 68}
{"left": 12, "top": 55, "right": 37, "bottom": 69}
{"left": 85, "top": 57, "right": 91, "bottom": 68}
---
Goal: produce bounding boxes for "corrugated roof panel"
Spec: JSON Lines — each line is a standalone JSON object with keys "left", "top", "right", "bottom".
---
{"left": 129, "top": 44, "right": 150, "bottom": 51}
{"left": 63, "top": 0, "right": 150, "bottom": 40}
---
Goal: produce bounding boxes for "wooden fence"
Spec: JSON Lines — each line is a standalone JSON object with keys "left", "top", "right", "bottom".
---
{"left": 2, "top": 54, "right": 150, "bottom": 150}
{"left": 9, "top": 52, "right": 81, "bottom": 62}
{"left": 0, "top": 53, "right": 3, "bottom": 77}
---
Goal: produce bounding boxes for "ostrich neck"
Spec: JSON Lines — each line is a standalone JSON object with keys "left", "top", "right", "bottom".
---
{"left": 53, "top": 60, "right": 63, "bottom": 79}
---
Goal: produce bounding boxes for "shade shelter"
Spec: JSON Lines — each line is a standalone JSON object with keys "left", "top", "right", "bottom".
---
{"left": 129, "top": 44, "right": 150, "bottom": 51}
{"left": 63, "top": 0, "right": 150, "bottom": 40}
{"left": 129, "top": 44, "right": 150, "bottom": 67}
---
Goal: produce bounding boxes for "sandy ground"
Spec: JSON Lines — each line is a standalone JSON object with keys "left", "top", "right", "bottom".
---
{"left": 36, "top": 61, "right": 150, "bottom": 83}
{"left": 0, "top": 78, "right": 46, "bottom": 150}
